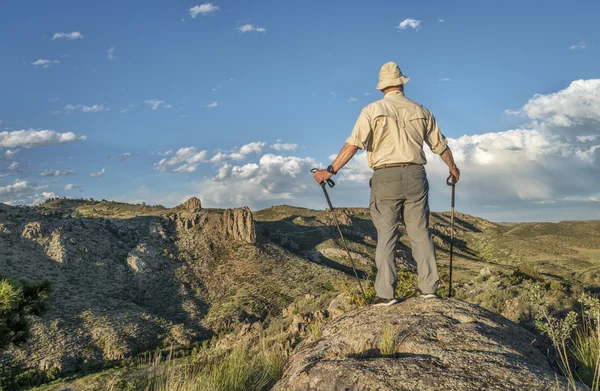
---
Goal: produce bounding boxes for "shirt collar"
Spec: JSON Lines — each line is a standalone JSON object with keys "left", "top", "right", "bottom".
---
{"left": 384, "top": 90, "right": 405, "bottom": 97}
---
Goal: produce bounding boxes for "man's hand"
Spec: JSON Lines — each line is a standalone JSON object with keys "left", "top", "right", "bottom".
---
{"left": 449, "top": 166, "right": 460, "bottom": 183}
{"left": 313, "top": 170, "right": 333, "bottom": 184}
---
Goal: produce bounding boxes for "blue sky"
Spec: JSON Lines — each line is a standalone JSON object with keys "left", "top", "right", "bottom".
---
{"left": 0, "top": 0, "right": 599, "bottom": 222}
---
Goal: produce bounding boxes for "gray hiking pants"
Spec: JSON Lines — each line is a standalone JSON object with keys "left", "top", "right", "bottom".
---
{"left": 369, "top": 165, "right": 439, "bottom": 298}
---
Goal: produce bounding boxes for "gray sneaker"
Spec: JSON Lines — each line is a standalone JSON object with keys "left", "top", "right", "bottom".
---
{"left": 419, "top": 293, "right": 439, "bottom": 299}
{"left": 371, "top": 297, "right": 400, "bottom": 306}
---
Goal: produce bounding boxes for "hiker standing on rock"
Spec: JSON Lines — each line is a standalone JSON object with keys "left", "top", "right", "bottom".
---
{"left": 313, "top": 62, "right": 460, "bottom": 306}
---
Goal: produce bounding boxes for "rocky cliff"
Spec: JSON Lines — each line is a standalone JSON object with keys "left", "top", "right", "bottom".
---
{"left": 274, "top": 298, "right": 580, "bottom": 391}
{"left": 0, "top": 198, "right": 258, "bottom": 372}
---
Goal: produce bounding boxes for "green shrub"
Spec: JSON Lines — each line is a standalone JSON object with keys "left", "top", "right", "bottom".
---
{"left": 0, "top": 274, "right": 51, "bottom": 350}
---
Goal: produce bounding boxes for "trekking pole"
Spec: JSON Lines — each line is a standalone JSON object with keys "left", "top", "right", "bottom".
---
{"left": 446, "top": 174, "right": 456, "bottom": 298}
{"left": 311, "top": 168, "right": 368, "bottom": 304}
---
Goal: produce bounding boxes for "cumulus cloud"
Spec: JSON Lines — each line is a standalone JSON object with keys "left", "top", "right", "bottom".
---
{"left": 52, "top": 32, "right": 84, "bottom": 40}
{"left": 154, "top": 142, "right": 266, "bottom": 173}
{"left": 107, "top": 46, "right": 115, "bottom": 60}
{"left": 89, "top": 168, "right": 105, "bottom": 178}
{"left": 189, "top": 3, "right": 219, "bottom": 18}
{"left": 0, "top": 179, "right": 55, "bottom": 205}
{"left": 506, "top": 79, "right": 600, "bottom": 129}
{"left": 154, "top": 147, "right": 209, "bottom": 172}
{"left": 207, "top": 101, "right": 218, "bottom": 108}
{"left": 397, "top": 18, "right": 421, "bottom": 31}
{"left": 0, "top": 129, "right": 85, "bottom": 148}
{"left": 237, "top": 24, "right": 266, "bottom": 33}
{"left": 32, "top": 59, "right": 59, "bottom": 68}
{"left": 197, "top": 154, "right": 319, "bottom": 207}
{"left": 569, "top": 41, "right": 586, "bottom": 50}
{"left": 144, "top": 99, "right": 170, "bottom": 110}
{"left": 271, "top": 143, "right": 298, "bottom": 151}
{"left": 39, "top": 169, "right": 75, "bottom": 177}
{"left": 348, "top": 97, "right": 358, "bottom": 102}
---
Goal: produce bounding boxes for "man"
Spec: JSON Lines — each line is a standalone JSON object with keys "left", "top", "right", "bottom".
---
{"left": 313, "top": 62, "right": 460, "bottom": 306}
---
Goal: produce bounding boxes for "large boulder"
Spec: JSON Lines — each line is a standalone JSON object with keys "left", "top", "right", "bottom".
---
{"left": 274, "top": 298, "right": 580, "bottom": 391}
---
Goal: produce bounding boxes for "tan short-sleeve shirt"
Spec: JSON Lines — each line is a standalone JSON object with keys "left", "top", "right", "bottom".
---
{"left": 346, "top": 91, "right": 448, "bottom": 168}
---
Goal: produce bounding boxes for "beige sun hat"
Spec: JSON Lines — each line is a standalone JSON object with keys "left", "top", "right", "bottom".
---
{"left": 376, "top": 61, "right": 409, "bottom": 90}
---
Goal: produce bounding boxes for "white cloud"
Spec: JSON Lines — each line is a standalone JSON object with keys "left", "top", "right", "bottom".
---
{"left": 195, "top": 154, "right": 319, "bottom": 207}
{"left": 82, "top": 104, "right": 105, "bottom": 112}
{"left": 4, "top": 149, "right": 18, "bottom": 159}
{"left": 154, "top": 147, "right": 209, "bottom": 172}
{"left": 189, "top": 3, "right": 219, "bottom": 18}
{"left": 154, "top": 142, "right": 266, "bottom": 173}
{"left": 237, "top": 24, "right": 266, "bottom": 33}
{"left": 271, "top": 143, "right": 298, "bottom": 151}
{"left": 107, "top": 46, "right": 115, "bottom": 60}
{"left": 397, "top": 18, "right": 421, "bottom": 31}
{"left": 110, "top": 152, "right": 138, "bottom": 161}
{"left": 207, "top": 101, "right": 218, "bottom": 108}
{"left": 347, "top": 97, "right": 358, "bottom": 102}
{"left": 63, "top": 184, "right": 81, "bottom": 191}
{"left": 438, "top": 18, "right": 445, "bottom": 23}
{"left": 120, "top": 108, "right": 129, "bottom": 113}
{"left": 0, "top": 179, "right": 55, "bottom": 205}
{"left": 89, "top": 168, "right": 105, "bottom": 178}
{"left": 569, "top": 41, "right": 586, "bottom": 50}
{"left": 144, "top": 99, "right": 170, "bottom": 110}
{"left": 507, "top": 79, "right": 600, "bottom": 129}
{"left": 8, "top": 162, "right": 19, "bottom": 171}
{"left": 0, "top": 129, "right": 85, "bottom": 148}
{"left": 438, "top": 78, "right": 451, "bottom": 82}
{"left": 577, "top": 135, "right": 599, "bottom": 142}
{"left": 32, "top": 59, "right": 59, "bottom": 68}
{"left": 52, "top": 32, "right": 84, "bottom": 40}
{"left": 39, "top": 169, "right": 75, "bottom": 177}
{"left": 64, "top": 104, "right": 105, "bottom": 113}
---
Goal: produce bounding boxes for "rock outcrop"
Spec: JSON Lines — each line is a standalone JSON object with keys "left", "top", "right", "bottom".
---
{"left": 177, "top": 197, "right": 202, "bottom": 213}
{"left": 274, "top": 298, "right": 580, "bottom": 391}
{"left": 223, "top": 206, "right": 256, "bottom": 243}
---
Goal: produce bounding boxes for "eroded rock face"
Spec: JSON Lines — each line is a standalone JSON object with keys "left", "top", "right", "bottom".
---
{"left": 223, "top": 207, "right": 256, "bottom": 243}
{"left": 178, "top": 197, "right": 202, "bottom": 213}
{"left": 274, "top": 298, "right": 580, "bottom": 391}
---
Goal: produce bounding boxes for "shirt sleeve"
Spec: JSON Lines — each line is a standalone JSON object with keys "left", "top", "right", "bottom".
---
{"left": 345, "top": 108, "right": 372, "bottom": 150}
{"left": 422, "top": 106, "right": 448, "bottom": 155}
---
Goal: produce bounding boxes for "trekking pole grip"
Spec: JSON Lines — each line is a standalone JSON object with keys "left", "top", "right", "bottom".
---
{"left": 310, "top": 168, "right": 335, "bottom": 188}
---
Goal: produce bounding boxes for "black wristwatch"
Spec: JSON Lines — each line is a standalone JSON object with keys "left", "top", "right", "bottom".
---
{"left": 327, "top": 165, "right": 337, "bottom": 175}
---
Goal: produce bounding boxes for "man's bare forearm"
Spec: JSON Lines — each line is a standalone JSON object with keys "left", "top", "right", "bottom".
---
{"left": 331, "top": 143, "right": 359, "bottom": 172}
{"left": 439, "top": 147, "right": 457, "bottom": 170}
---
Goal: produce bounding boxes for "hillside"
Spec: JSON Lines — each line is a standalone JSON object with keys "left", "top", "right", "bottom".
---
{"left": 0, "top": 198, "right": 598, "bottom": 390}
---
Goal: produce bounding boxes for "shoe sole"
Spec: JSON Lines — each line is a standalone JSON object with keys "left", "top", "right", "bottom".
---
{"left": 372, "top": 298, "right": 400, "bottom": 307}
